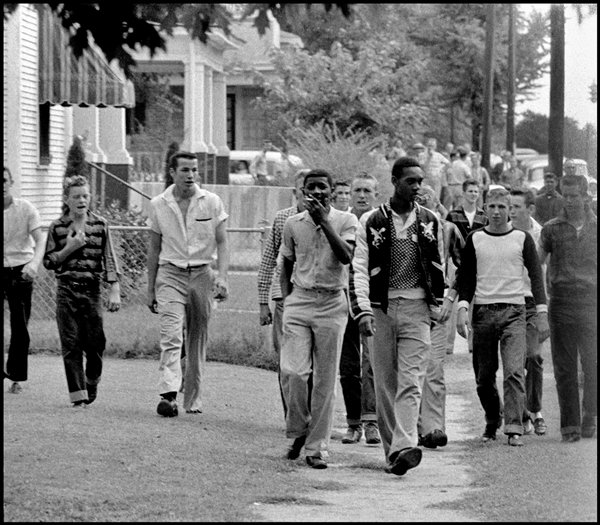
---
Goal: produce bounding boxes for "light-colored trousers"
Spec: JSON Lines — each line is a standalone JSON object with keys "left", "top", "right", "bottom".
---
{"left": 156, "top": 264, "right": 214, "bottom": 412}
{"left": 419, "top": 316, "right": 448, "bottom": 435}
{"left": 280, "top": 288, "right": 348, "bottom": 458}
{"left": 372, "top": 298, "right": 431, "bottom": 462}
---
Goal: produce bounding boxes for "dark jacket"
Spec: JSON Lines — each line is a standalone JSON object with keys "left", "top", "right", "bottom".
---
{"left": 350, "top": 202, "right": 445, "bottom": 319}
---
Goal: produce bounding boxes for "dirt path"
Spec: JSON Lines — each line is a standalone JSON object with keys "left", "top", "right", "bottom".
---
{"left": 254, "top": 339, "right": 483, "bottom": 522}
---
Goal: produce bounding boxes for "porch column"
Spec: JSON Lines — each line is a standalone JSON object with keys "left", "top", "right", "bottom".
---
{"left": 183, "top": 40, "right": 208, "bottom": 183}
{"left": 72, "top": 107, "right": 106, "bottom": 164}
{"left": 204, "top": 66, "right": 217, "bottom": 183}
{"left": 99, "top": 107, "right": 133, "bottom": 208}
{"left": 213, "top": 71, "right": 230, "bottom": 184}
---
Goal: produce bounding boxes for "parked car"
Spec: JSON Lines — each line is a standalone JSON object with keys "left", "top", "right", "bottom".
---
{"left": 521, "top": 155, "right": 591, "bottom": 191}
{"left": 228, "top": 150, "right": 303, "bottom": 185}
{"left": 515, "top": 147, "right": 539, "bottom": 167}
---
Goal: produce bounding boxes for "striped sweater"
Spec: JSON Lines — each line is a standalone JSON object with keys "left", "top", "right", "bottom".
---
{"left": 43, "top": 211, "right": 120, "bottom": 284}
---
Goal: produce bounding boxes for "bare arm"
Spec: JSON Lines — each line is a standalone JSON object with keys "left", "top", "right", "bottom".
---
{"left": 146, "top": 230, "right": 161, "bottom": 313}
{"left": 214, "top": 219, "right": 229, "bottom": 300}
{"left": 21, "top": 227, "right": 47, "bottom": 280}
{"left": 280, "top": 255, "right": 294, "bottom": 300}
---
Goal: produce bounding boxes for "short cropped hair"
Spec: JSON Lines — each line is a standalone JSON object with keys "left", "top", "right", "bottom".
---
{"left": 351, "top": 172, "right": 379, "bottom": 190}
{"left": 462, "top": 178, "right": 479, "bottom": 192}
{"left": 543, "top": 171, "right": 557, "bottom": 180}
{"left": 486, "top": 186, "right": 510, "bottom": 204}
{"left": 304, "top": 169, "right": 333, "bottom": 188}
{"left": 391, "top": 156, "right": 421, "bottom": 180}
{"left": 168, "top": 151, "right": 197, "bottom": 171}
{"left": 333, "top": 180, "right": 351, "bottom": 190}
{"left": 510, "top": 188, "right": 536, "bottom": 207}
{"left": 560, "top": 174, "right": 588, "bottom": 197}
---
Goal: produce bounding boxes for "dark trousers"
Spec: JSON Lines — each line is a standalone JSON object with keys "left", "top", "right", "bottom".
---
{"left": 3, "top": 265, "right": 33, "bottom": 382}
{"left": 524, "top": 297, "right": 543, "bottom": 415}
{"left": 56, "top": 280, "right": 106, "bottom": 403}
{"left": 339, "top": 314, "right": 377, "bottom": 427}
{"left": 549, "top": 297, "right": 597, "bottom": 436}
{"left": 472, "top": 303, "right": 527, "bottom": 436}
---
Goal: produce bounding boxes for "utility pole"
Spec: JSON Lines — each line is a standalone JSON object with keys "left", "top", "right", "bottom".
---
{"left": 548, "top": 4, "right": 565, "bottom": 179}
{"left": 481, "top": 4, "right": 495, "bottom": 171}
{"left": 506, "top": 4, "right": 516, "bottom": 155}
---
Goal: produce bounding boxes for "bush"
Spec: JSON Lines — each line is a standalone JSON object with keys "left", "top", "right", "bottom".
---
{"left": 284, "top": 122, "right": 394, "bottom": 202}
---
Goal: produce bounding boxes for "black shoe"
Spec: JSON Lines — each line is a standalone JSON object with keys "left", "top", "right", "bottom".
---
{"left": 84, "top": 384, "right": 97, "bottom": 405}
{"left": 157, "top": 398, "right": 178, "bottom": 417}
{"left": 306, "top": 455, "right": 327, "bottom": 469}
{"left": 286, "top": 435, "right": 307, "bottom": 460}
{"left": 386, "top": 447, "right": 422, "bottom": 476}
{"left": 481, "top": 424, "right": 497, "bottom": 442}
{"left": 421, "top": 429, "right": 448, "bottom": 449}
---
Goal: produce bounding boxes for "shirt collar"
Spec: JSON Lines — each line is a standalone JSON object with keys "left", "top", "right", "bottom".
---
{"left": 163, "top": 183, "right": 206, "bottom": 202}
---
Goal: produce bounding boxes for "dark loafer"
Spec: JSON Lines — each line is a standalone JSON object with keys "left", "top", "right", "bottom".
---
{"left": 286, "top": 435, "right": 307, "bottom": 460}
{"left": 306, "top": 455, "right": 327, "bottom": 469}
{"left": 387, "top": 447, "right": 422, "bottom": 476}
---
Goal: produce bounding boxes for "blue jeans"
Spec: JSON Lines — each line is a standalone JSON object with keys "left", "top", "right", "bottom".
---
{"left": 339, "top": 314, "right": 377, "bottom": 426}
{"left": 371, "top": 298, "right": 431, "bottom": 463}
{"left": 472, "top": 303, "right": 526, "bottom": 435}
{"left": 3, "top": 265, "right": 33, "bottom": 382}
{"left": 549, "top": 297, "right": 597, "bottom": 436}
{"left": 56, "top": 280, "right": 106, "bottom": 403}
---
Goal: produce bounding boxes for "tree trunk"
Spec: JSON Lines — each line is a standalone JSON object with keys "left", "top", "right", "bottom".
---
{"left": 548, "top": 5, "right": 565, "bottom": 179}
{"left": 481, "top": 4, "right": 495, "bottom": 171}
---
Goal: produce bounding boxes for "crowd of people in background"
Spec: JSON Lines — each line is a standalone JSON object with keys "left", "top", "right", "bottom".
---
{"left": 4, "top": 134, "right": 597, "bottom": 478}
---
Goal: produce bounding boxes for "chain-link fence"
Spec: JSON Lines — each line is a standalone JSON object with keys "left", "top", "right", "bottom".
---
{"left": 25, "top": 226, "right": 269, "bottom": 321}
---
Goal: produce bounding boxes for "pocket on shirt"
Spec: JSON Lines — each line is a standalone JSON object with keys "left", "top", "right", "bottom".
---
{"left": 193, "top": 217, "right": 214, "bottom": 239}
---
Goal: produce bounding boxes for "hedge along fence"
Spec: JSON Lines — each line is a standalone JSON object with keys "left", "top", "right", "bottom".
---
{"left": 22, "top": 225, "right": 269, "bottom": 321}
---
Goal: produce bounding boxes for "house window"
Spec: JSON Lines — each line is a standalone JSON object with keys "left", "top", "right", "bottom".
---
{"left": 39, "top": 103, "right": 51, "bottom": 165}
{"left": 227, "top": 94, "right": 235, "bottom": 150}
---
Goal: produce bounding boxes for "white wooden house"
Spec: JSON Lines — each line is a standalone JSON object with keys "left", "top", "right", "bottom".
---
{"left": 3, "top": 4, "right": 134, "bottom": 224}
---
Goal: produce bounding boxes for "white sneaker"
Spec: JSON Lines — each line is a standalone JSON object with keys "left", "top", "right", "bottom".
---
{"left": 523, "top": 418, "right": 534, "bottom": 435}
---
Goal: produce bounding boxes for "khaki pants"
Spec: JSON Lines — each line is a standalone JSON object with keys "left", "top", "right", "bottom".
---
{"left": 280, "top": 288, "right": 348, "bottom": 458}
{"left": 156, "top": 264, "right": 214, "bottom": 412}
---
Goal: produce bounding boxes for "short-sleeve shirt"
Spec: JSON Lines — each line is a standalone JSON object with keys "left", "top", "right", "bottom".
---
{"left": 147, "top": 184, "right": 228, "bottom": 268}
{"left": 281, "top": 207, "right": 359, "bottom": 291}
{"left": 4, "top": 197, "right": 42, "bottom": 267}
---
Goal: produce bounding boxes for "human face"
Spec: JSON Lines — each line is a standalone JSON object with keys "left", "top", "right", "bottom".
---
{"left": 332, "top": 185, "right": 351, "bottom": 211}
{"left": 463, "top": 184, "right": 480, "bottom": 205}
{"left": 171, "top": 157, "right": 198, "bottom": 195}
{"left": 426, "top": 139, "right": 436, "bottom": 152}
{"left": 485, "top": 196, "right": 510, "bottom": 230}
{"left": 65, "top": 184, "right": 91, "bottom": 219}
{"left": 561, "top": 184, "right": 585, "bottom": 219}
{"left": 543, "top": 176, "right": 557, "bottom": 193}
{"left": 509, "top": 194, "right": 531, "bottom": 228}
{"left": 351, "top": 178, "right": 378, "bottom": 213}
{"left": 303, "top": 175, "right": 332, "bottom": 208}
{"left": 563, "top": 160, "right": 577, "bottom": 176}
{"left": 392, "top": 166, "right": 423, "bottom": 203}
{"left": 293, "top": 177, "right": 307, "bottom": 211}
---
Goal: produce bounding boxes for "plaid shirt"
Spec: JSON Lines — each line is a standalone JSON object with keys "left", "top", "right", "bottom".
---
{"left": 257, "top": 206, "right": 300, "bottom": 303}
{"left": 446, "top": 206, "right": 488, "bottom": 242}
{"left": 539, "top": 207, "right": 597, "bottom": 301}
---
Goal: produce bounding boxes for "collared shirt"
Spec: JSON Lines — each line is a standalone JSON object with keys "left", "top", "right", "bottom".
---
{"left": 446, "top": 205, "right": 488, "bottom": 241}
{"left": 534, "top": 190, "right": 564, "bottom": 225}
{"left": 43, "top": 210, "right": 120, "bottom": 283}
{"left": 281, "top": 207, "right": 359, "bottom": 291}
{"left": 147, "top": 184, "right": 228, "bottom": 268}
{"left": 514, "top": 217, "right": 543, "bottom": 297}
{"left": 539, "top": 208, "right": 597, "bottom": 301}
{"left": 257, "top": 205, "right": 301, "bottom": 303}
{"left": 4, "top": 197, "right": 42, "bottom": 267}
{"left": 499, "top": 167, "right": 525, "bottom": 189}
{"left": 445, "top": 159, "right": 471, "bottom": 186}
{"left": 423, "top": 151, "right": 450, "bottom": 194}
